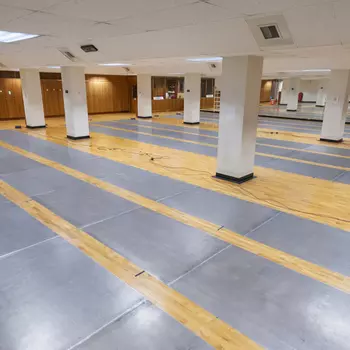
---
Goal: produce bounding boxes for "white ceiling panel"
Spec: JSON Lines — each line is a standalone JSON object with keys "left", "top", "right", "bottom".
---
{"left": 334, "top": 0, "right": 350, "bottom": 45}
{"left": 284, "top": 3, "right": 339, "bottom": 48}
{"left": 93, "top": 18, "right": 259, "bottom": 61}
{"left": 0, "top": 5, "right": 33, "bottom": 25}
{"left": 46, "top": 0, "right": 197, "bottom": 22}
{"left": 110, "top": 2, "right": 232, "bottom": 34}
{"left": 3, "top": 12, "right": 97, "bottom": 38}
{"left": 0, "top": 0, "right": 66, "bottom": 11}
{"left": 208, "top": 0, "right": 335, "bottom": 15}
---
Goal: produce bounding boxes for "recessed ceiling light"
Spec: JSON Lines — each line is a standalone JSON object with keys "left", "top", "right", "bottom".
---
{"left": 0, "top": 30, "right": 39, "bottom": 43}
{"left": 47, "top": 66, "right": 60, "bottom": 69}
{"left": 187, "top": 57, "right": 223, "bottom": 62}
{"left": 98, "top": 63, "right": 132, "bottom": 66}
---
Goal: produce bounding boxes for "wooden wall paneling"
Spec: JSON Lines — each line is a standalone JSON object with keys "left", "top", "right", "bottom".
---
{"left": 152, "top": 99, "right": 184, "bottom": 113}
{"left": 3, "top": 78, "right": 25, "bottom": 119}
{"left": 127, "top": 76, "right": 137, "bottom": 114}
{"left": 200, "top": 97, "right": 214, "bottom": 109}
{"left": 41, "top": 79, "right": 64, "bottom": 117}
{"left": 260, "top": 80, "right": 272, "bottom": 102}
{"left": 0, "top": 79, "right": 9, "bottom": 119}
{"left": 86, "top": 75, "right": 131, "bottom": 114}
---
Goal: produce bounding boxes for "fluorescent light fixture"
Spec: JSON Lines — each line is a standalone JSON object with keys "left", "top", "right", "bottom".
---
{"left": 98, "top": 63, "right": 132, "bottom": 66}
{"left": 187, "top": 57, "right": 222, "bottom": 62}
{"left": 282, "top": 69, "right": 331, "bottom": 73}
{"left": 0, "top": 30, "right": 39, "bottom": 43}
{"left": 301, "top": 69, "right": 331, "bottom": 72}
{"left": 47, "top": 66, "right": 60, "bottom": 69}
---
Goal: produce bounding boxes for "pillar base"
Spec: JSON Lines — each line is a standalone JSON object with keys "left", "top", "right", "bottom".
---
{"left": 315, "top": 105, "right": 325, "bottom": 108}
{"left": 215, "top": 172, "right": 254, "bottom": 184}
{"left": 138, "top": 116, "right": 152, "bottom": 119}
{"left": 67, "top": 135, "right": 90, "bottom": 140}
{"left": 183, "top": 121, "right": 200, "bottom": 125}
{"left": 286, "top": 109, "right": 297, "bottom": 112}
{"left": 320, "top": 138, "right": 343, "bottom": 143}
{"left": 26, "top": 125, "right": 46, "bottom": 129}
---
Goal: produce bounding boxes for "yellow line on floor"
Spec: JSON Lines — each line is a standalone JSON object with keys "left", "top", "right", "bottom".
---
{"left": 93, "top": 123, "right": 218, "bottom": 147}
{"left": 0, "top": 179, "right": 261, "bottom": 350}
{"left": 1, "top": 139, "right": 350, "bottom": 295}
{"left": 259, "top": 119, "right": 350, "bottom": 132}
{"left": 21, "top": 128, "right": 350, "bottom": 231}
{"left": 108, "top": 120, "right": 219, "bottom": 139}
{"left": 257, "top": 129, "right": 350, "bottom": 148}
{"left": 93, "top": 123, "right": 350, "bottom": 171}
{"left": 106, "top": 121, "right": 350, "bottom": 159}
{"left": 156, "top": 116, "right": 350, "bottom": 148}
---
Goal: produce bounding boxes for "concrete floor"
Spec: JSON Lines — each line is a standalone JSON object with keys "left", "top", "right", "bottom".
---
{"left": 1, "top": 115, "right": 350, "bottom": 349}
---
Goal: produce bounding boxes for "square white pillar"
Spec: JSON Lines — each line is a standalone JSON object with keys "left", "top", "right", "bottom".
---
{"left": 316, "top": 83, "right": 327, "bottom": 107}
{"left": 137, "top": 74, "right": 152, "bottom": 118}
{"left": 184, "top": 73, "right": 201, "bottom": 124}
{"left": 61, "top": 66, "right": 90, "bottom": 139}
{"left": 286, "top": 78, "right": 300, "bottom": 111}
{"left": 20, "top": 68, "right": 46, "bottom": 129}
{"left": 321, "top": 70, "right": 350, "bottom": 142}
{"left": 216, "top": 56, "right": 263, "bottom": 183}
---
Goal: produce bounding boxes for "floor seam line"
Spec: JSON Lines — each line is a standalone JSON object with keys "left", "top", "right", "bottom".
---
{"left": 168, "top": 245, "right": 232, "bottom": 287}
{"left": 244, "top": 211, "right": 283, "bottom": 237}
{"left": 0, "top": 235, "right": 59, "bottom": 261}
{"left": 67, "top": 299, "right": 146, "bottom": 350}
{"left": 80, "top": 205, "right": 142, "bottom": 230}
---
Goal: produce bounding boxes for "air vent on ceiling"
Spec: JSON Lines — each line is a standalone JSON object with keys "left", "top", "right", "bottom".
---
{"left": 81, "top": 44, "right": 98, "bottom": 53}
{"left": 259, "top": 24, "right": 281, "bottom": 40}
{"left": 208, "top": 63, "right": 219, "bottom": 72}
{"left": 58, "top": 48, "right": 78, "bottom": 62}
{"left": 246, "top": 15, "right": 294, "bottom": 49}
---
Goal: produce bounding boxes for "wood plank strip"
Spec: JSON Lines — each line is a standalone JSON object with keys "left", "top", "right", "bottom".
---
{"left": 1, "top": 140, "right": 350, "bottom": 295}
{"left": 0, "top": 179, "right": 261, "bottom": 350}
{"left": 93, "top": 123, "right": 350, "bottom": 171}
{"left": 21, "top": 128, "right": 350, "bottom": 231}
{"left": 101, "top": 121, "right": 350, "bottom": 159}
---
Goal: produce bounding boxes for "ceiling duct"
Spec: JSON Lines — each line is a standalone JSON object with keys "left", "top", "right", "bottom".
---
{"left": 246, "top": 14, "right": 294, "bottom": 49}
{"left": 58, "top": 48, "right": 78, "bottom": 62}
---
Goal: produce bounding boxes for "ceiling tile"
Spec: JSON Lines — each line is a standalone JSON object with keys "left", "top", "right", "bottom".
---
{"left": 0, "top": 5, "right": 32, "bottom": 24}
{"left": 110, "top": 2, "right": 232, "bottom": 33}
{"left": 3, "top": 11, "right": 97, "bottom": 38}
{"left": 45, "top": 0, "right": 197, "bottom": 22}
{"left": 209, "top": 0, "right": 335, "bottom": 15}
{"left": 0, "top": 0, "right": 65, "bottom": 11}
{"left": 284, "top": 3, "right": 340, "bottom": 48}
{"left": 334, "top": 0, "right": 350, "bottom": 45}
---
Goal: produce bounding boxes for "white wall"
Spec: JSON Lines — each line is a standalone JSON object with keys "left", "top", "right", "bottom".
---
{"left": 280, "top": 78, "right": 329, "bottom": 103}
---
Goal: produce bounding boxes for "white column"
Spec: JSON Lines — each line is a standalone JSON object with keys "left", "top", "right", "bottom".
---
{"left": 61, "top": 66, "right": 89, "bottom": 139}
{"left": 316, "top": 83, "right": 327, "bottom": 107}
{"left": 184, "top": 73, "right": 201, "bottom": 124}
{"left": 286, "top": 78, "right": 300, "bottom": 111}
{"left": 137, "top": 74, "right": 152, "bottom": 118}
{"left": 320, "top": 70, "right": 350, "bottom": 142}
{"left": 20, "top": 68, "right": 45, "bottom": 128}
{"left": 216, "top": 56, "right": 263, "bottom": 183}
